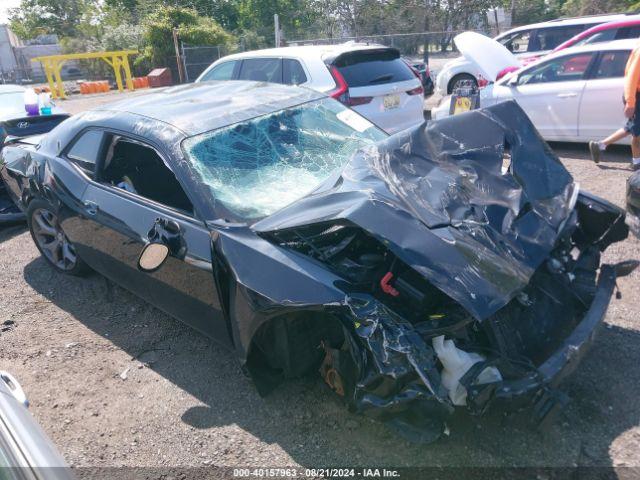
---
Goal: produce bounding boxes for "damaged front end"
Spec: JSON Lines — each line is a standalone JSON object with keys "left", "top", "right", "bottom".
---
{"left": 241, "top": 101, "right": 634, "bottom": 441}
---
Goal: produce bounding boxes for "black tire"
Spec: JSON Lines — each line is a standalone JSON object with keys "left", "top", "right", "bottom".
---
{"left": 447, "top": 73, "right": 477, "bottom": 94}
{"left": 27, "top": 198, "right": 90, "bottom": 276}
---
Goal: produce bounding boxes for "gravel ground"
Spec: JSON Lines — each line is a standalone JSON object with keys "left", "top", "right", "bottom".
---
{"left": 0, "top": 92, "right": 639, "bottom": 474}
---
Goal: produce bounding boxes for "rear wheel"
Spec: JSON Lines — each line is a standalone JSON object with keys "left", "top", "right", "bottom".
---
{"left": 27, "top": 199, "right": 89, "bottom": 276}
{"left": 447, "top": 73, "right": 477, "bottom": 94}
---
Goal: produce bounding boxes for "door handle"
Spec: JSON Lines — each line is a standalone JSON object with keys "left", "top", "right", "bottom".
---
{"left": 83, "top": 200, "right": 99, "bottom": 216}
{"left": 557, "top": 93, "right": 577, "bottom": 98}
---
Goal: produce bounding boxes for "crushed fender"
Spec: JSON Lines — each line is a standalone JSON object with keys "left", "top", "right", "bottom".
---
{"left": 234, "top": 101, "right": 633, "bottom": 442}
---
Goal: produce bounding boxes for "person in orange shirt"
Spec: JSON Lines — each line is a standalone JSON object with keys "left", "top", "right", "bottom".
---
{"left": 589, "top": 42, "right": 640, "bottom": 170}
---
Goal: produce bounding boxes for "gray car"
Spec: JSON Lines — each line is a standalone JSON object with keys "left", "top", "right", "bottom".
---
{"left": 0, "top": 372, "right": 73, "bottom": 480}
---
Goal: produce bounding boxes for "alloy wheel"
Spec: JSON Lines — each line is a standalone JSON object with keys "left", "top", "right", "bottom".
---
{"left": 31, "top": 208, "right": 77, "bottom": 271}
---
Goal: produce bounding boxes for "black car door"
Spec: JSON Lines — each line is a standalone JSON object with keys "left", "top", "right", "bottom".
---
{"left": 75, "top": 132, "right": 231, "bottom": 345}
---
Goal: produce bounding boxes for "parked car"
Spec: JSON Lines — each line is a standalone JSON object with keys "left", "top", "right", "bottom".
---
{"left": 2, "top": 81, "right": 634, "bottom": 441}
{"left": 435, "top": 13, "right": 632, "bottom": 95}
{"left": 403, "top": 57, "right": 435, "bottom": 95}
{"left": 195, "top": 43, "right": 425, "bottom": 134}
{"left": 0, "top": 85, "right": 69, "bottom": 225}
{"left": 553, "top": 16, "right": 640, "bottom": 52}
{"left": 433, "top": 34, "right": 635, "bottom": 144}
{"left": 0, "top": 371, "right": 73, "bottom": 479}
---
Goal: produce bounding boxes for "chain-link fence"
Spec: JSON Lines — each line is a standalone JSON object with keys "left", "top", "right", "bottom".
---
{"left": 287, "top": 30, "right": 494, "bottom": 63}
{"left": 181, "top": 43, "right": 240, "bottom": 83}
{"left": 180, "top": 29, "right": 497, "bottom": 84}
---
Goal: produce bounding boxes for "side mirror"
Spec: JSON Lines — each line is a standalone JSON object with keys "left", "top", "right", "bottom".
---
{"left": 507, "top": 74, "right": 519, "bottom": 86}
{"left": 138, "top": 243, "right": 169, "bottom": 272}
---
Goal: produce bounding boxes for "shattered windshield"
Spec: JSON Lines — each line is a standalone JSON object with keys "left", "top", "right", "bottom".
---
{"left": 182, "top": 98, "right": 386, "bottom": 221}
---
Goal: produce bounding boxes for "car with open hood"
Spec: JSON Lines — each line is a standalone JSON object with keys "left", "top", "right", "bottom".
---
{"left": 435, "top": 14, "right": 632, "bottom": 95}
{"left": 1, "top": 81, "right": 635, "bottom": 442}
{"left": 433, "top": 34, "right": 635, "bottom": 145}
{"left": 0, "top": 85, "right": 69, "bottom": 225}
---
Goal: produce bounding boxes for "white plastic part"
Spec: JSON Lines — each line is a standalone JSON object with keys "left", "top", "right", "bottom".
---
{"left": 23, "top": 88, "right": 38, "bottom": 107}
{"left": 0, "top": 371, "right": 29, "bottom": 408}
{"left": 39, "top": 91, "right": 52, "bottom": 108}
{"left": 453, "top": 32, "right": 520, "bottom": 83}
{"left": 432, "top": 335, "right": 502, "bottom": 406}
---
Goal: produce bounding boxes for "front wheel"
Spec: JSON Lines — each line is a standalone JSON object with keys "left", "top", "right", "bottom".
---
{"left": 447, "top": 73, "right": 477, "bottom": 94}
{"left": 27, "top": 199, "right": 90, "bottom": 276}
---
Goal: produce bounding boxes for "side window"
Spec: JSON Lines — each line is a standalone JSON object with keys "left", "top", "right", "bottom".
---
{"left": 66, "top": 129, "right": 104, "bottom": 178}
{"left": 99, "top": 136, "right": 194, "bottom": 215}
{"left": 518, "top": 53, "right": 594, "bottom": 85}
{"left": 283, "top": 59, "right": 307, "bottom": 85}
{"left": 201, "top": 61, "right": 238, "bottom": 81}
{"left": 593, "top": 50, "right": 631, "bottom": 79}
{"left": 578, "top": 29, "right": 616, "bottom": 46}
{"left": 531, "top": 26, "right": 585, "bottom": 52}
{"left": 499, "top": 30, "right": 531, "bottom": 53}
{"left": 616, "top": 26, "right": 640, "bottom": 40}
{"left": 237, "top": 58, "right": 283, "bottom": 83}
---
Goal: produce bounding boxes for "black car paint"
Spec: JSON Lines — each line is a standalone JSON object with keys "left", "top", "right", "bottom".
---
{"left": 0, "top": 114, "right": 70, "bottom": 224}
{"left": 0, "top": 82, "right": 633, "bottom": 442}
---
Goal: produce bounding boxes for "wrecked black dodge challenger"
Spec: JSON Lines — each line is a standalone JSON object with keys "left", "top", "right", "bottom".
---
{"left": 1, "top": 82, "right": 635, "bottom": 441}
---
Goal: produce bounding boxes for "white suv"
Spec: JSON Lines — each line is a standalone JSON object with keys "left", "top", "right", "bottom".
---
{"left": 435, "top": 13, "right": 631, "bottom": 95}
{"left": 196, "top": 43, "right": 425, "bottom": 134}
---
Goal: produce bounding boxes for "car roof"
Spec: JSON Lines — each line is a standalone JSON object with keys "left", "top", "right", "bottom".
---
{"left": 505, "top": 38, "right": 638, "bottom": 79}
{"left": 553, "top": 16, "right": 640, "bottom": 51}
{"left": 503, "top": 13, "right": 631, "bottom": 34}
{"left": 550, "top": 37, "right": 638, "bottom": 55}
{"left": 580, "top": 15, "right": 640, "bottom": 32}
{"left": 94, "top": 81, "right": 325, "bottom": 136}
{"left": 217, "top": 42, "right": 393, "bottom": 62}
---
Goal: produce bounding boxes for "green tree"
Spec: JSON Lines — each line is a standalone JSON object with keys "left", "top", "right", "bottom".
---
{"left": 137, "top": 6, "right": 234, "bottom": 71}
{"left": 235, "top": 0, "right": 321, "bottom": 43}
{"left": 561, "top": 0, "right": 636, "bottom": 15}
{"left": 9, "top": 0, "right": 95, "bottom": 38}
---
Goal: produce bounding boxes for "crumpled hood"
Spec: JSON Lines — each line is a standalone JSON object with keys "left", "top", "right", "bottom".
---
{"left": 254, "top": 101, "right": 577, "bottom": 320}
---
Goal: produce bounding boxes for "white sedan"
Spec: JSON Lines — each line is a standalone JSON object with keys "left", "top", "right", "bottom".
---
{"left": 433, "top": 35, "right": 635, "bottom": 145}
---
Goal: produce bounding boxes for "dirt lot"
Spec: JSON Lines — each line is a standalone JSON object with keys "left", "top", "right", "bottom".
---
{"left": 1, "top": 91, "right": 639, "bottom": 475}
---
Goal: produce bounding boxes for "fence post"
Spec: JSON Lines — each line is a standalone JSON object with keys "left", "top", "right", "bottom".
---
{"left": 181, "top": 41, "right": 189, "bottom": 83}
{"left": 274, "top": 14, "right": 281, "bottom": 47}
{"left": 172, "top": 28, "right": 185, "bottom": 83}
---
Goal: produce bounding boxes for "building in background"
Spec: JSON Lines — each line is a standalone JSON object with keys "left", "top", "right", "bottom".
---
{"left": 0, "top": 25, "right": 74, "bottom": 83}
{"left": 0, "top": 24, "right": 24, "bottom": 82}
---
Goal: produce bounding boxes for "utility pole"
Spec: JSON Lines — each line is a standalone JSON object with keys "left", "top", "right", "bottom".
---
{"left": 172, "top": 28, "right": 185, "bottom": 83}
{"left": 510, "top": 0, "right": 517, "bottom": 27}
{"left": 274, "top": 14, "right": 281, "bottom": 47}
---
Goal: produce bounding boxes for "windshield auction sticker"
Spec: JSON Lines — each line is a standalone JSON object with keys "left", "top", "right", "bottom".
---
{"left": 337, "top": 109, "right": 375, "bottom": 133}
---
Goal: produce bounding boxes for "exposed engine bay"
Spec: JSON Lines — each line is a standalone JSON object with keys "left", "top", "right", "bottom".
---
{"left": 244, "top": 101, "right": 634, "bottom": 442}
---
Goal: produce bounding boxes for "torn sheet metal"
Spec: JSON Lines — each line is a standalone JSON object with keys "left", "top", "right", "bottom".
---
{"left": 239, "top": 101, "right": 630, "bottom": 440}
{"left": 5, "top": 79, "right": 631, "bottom": 443}
{"left": 340, "top": 294, "right": 454, "bottom": 442}
{"left": 255, "top": 101, "right": 579, "bottom": 320}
